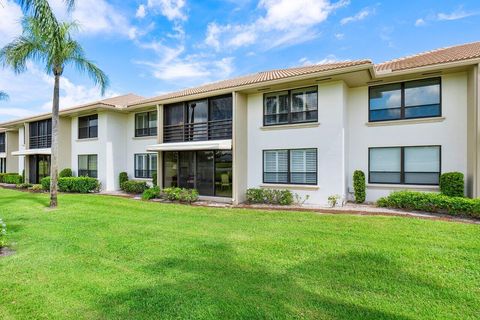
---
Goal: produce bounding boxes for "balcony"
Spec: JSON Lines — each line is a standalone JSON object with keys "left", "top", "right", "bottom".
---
{"left": 30, "top": 135, "right": 51, "bottom": 149}
{"left": 163, "top": 119, "right": 232, "bottom": 143}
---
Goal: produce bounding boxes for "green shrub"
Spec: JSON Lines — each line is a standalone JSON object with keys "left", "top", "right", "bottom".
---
{"left": 245, "top": 188, "right": 294, "bottom": 205}
{"left": 142, "top": 186, "right": 161, "bottom": 200}
{"left": 2, "top": 174, "right": 23, "bottom": 184}
{"left": 0, "top": 218, "right": 6, "bottom": 248}
{"left": 440, "top": 172, "right": 464, "bottom": 197}
{"left": 376, "top": 190, "right": 480, "bottom": 219}
{"left": 41, "top": 176, "right": 100, "bottom": 193}
{"left": 122, "top": 180, "right": 148, "bottom": 194}
{"left": 152, "top": 172, "right": 157, "bottom": 187}
{"left": 30, "top": 184, "right": 43, "bottom": 192}
{"left": 119, "top": 172, "right": 129, "bottom": 189}
{"left": 178, "top": 188, "right": 199, "bottom": 203}
{"left": 59, "top": 168, "right": 73, "bottom": 178}
{"left": 353, "top": 170, "right": 366, "bottom": 203}
{"left": 162, "top": 187, "right": 182, "bottom": 201}
{"left": 16, "top": 183, "right": 33, "bottom": 189}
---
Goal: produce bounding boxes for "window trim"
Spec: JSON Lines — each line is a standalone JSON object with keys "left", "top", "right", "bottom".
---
{"left": 368, "top": 77, "right": 442, "bottom": 123}
{"left": 262, "top": 148, "right": 318, "bottom": 185}
{"left": 134, "top": 153, "right": 157, "bottom": 179}
{"left": 263, "top": 86, "right": 319, "bottom": 127}
{"left": 368, "top": 145, "right": 442, "bottom": 186}
{"left": 0, "top": 132, "right": 5, "bottom": 153}
{"left": 78, "top": 114, "right": 98, "bottom": 139}
{"left": 78, "top": 154, "right": 98, "bottom": 178}
{"left": 135, "top": 111, "right": 158, "bottom": 137}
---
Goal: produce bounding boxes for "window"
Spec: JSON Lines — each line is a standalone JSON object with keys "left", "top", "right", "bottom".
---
{"left": 263, "top": 149, "right": 317, "bottom": 185}
{"left": 369, "top": 146, "right": 441, "bottom": 185}
{"left": 0, "top": 158, "right": 6, "bottom": 173}
{"left": 264, "top": 87, "right": 318, "bottom": 126}
{"left": 78, "top": 114, "right": 98, "bottom": 139}
{"left": 0, "top": 133, "right": 5, "bottom": 153}
{"left": 78, "top": 155, "right": 97, "bottom": 178}
{"left": 369, "top": 78, "right": 441, "bottom": 122}
{"left": 135, "top": 153, "right": 157, "bottom": 178}
{"left": 29, "top": 119, "right": 51, "bottom": 149}
{"left": 135, "top": 111, "right": 157, "bottom": 137}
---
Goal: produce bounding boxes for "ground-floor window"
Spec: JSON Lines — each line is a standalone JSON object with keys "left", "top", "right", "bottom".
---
{"left": 263, "top": 148, "right": 317, "bottom": 185}
{"left": 135, "top": 153, "right": 157, "bottom": 178}
{"left": 0, "top": 158, "right": 5, "bottom": 173}
{"left": 369, "top": 146, "right": 441, "bottom": 185}
{"left": 78, "top": 154, "right": 98, "bottom": 178}
{"left": 163, "top": 150, "right": 232, "bottom": 197}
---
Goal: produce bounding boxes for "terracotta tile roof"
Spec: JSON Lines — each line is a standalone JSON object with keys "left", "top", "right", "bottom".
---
{"left": 129, "top": 60, "right": 372, "bottom": 105}
{"left": 100, "top": 93, "right": 144, "bottom": 107}
{"left": 375, "top": 41, "right": 480, "bottom": 72}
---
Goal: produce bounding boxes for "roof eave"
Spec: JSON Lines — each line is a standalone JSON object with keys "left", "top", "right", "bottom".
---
{"left": 374, "top": 58, "right": 480, "bottom": 78}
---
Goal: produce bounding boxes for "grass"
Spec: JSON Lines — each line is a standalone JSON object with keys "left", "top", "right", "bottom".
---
{"left": 0, "top": 188, "right": 479, "bottom": 320}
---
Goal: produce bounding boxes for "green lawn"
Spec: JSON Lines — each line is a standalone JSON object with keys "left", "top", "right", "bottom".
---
{"left": 0, "top": 188, "right": 478, "bottom": 320}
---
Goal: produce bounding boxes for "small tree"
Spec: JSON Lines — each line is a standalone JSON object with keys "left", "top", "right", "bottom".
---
{"left": 353, "top": 170, "right": 366, "bottom": 203}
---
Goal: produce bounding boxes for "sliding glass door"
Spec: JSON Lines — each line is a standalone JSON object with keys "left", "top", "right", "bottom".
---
{"left": 163, "top": 150, "right": 232, "bottom": 197}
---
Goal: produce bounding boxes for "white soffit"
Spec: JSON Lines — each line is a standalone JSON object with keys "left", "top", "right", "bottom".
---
{"left": 147, "top": 139, "right": 232, "bottom": 152}
{"left": 11, "top": 148, "right": 51, "bottom": 156}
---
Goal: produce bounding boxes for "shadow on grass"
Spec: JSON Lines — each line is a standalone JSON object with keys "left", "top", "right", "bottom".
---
{"left": 96, "top": 241, "right": 462, "bottom": 320}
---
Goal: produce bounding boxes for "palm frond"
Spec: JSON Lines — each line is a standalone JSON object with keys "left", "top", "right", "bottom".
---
{"left": 68, "top": 53, "right": 110, "bottom": 95}
{"left": 0, "top": 91, "right": 8, "bottom": 101}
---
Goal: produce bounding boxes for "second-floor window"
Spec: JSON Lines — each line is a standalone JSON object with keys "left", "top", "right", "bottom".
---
{"left": 135, "top": 111, "right": 157, "bottom": 137}
{"left": 0, "top": 133, "right": 5, "bottom": 153}
{"left": 78, "top": 114, "right": 98, "bottom": 139}
{"left": 78, "top": 154, "right": 98, "bottom": 178}
{"left": 264, "top": 86, "right": 318, "bottom": 126}
{"left": 29, "top": 119, "right": 51, "bottom": 149}
{"left": 369, "top": 78, "right": 441, "bottom": 122}
{"left": 135, "top": 153, "right": 157, "bottom": 178}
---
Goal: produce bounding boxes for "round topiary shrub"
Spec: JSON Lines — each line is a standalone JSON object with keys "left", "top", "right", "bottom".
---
{"left": 59, "top": 168, "right": 73, "bottom": 178}
{"left": 440, "top": 172, "right": 464, "bottom": 197}
{"left": 353, "top": 170, "right": 366, "bottom": 203}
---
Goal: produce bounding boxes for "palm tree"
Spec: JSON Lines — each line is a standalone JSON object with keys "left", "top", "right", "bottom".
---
{"left": 0, "top": 14, "right": 108, "bottom": 208}
{"left": 0, "top": 91, "right": 8, "bottom": 100}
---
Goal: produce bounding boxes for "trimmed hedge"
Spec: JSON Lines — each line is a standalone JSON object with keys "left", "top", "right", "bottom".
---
{"left": 377, "top": 190, "right": 480, "bottom": 218}
{"left": 152, "top": 172, "right": 158, "bottom": 187}
{"left": 440, "top": 172, "right": 464, "bottom": 197}
{"left": 41, "top": 177, "right": 100, "bottom": 193}
{"left": 0, "top": 173, "right": 23, "bottom": 184}
{"left": 59, "top": 168, "right": 73, "bottom": 178}
{"left": 142, "top": 186, "right": 161, "bottom": 200}
{"left": 162, "top": 187, "right": 199, "bottom": 203}
{"left": 119, "top": 172, "right": 129, "bottom": 189}
{"left": 122, "top": 180, "right": 148, "bottom": 194}
{"left": 353, "top": 170, "right": 366, "bottom": 203}
{"left": 246, "top": 188, "right": 294, "bottom": 205}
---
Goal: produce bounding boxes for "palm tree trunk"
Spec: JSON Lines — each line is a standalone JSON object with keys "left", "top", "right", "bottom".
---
{"left": 49, "top": 73, "right": 60, "bottom": 208}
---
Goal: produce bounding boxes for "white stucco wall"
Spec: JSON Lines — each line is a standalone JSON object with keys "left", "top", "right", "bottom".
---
{"left": 347, "top": 72, "right": 468, "bottom": 201}
{"left": 246, "top": 81, "right": 348, "bottom": 205}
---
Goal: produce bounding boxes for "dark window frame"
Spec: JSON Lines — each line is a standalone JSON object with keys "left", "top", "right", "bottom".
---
{"left": 368, "top": 77, "right": 442, "bottom": 122}
{"left": 0, "top": 132, "right": 5, "bottom": 153}
{"left": 29, "top": 119, "right": 52, "bottom": 149}
{"left": 134, "top": 153, "right": 157, "bottom": 179}
{"left": 262, "top": 148, "right": 318, "bottom": 185}
{"left": 78, "top": 114, "right": 98, "bottom": 139}
{"left": 135, "top": 111, "right": 157, "bottom": 137}
{"left": 78, "top": 154, "right": 98, "bottom": 178}
{"left": 0, "top": 158, "right": 6, "bottom": 173}
{"left": 368, "top": 145, "right": 442, "bottom": 185}
{"left": 163, "top": 94, "right": 233, "bottom": 143}
{"left": 263, "top": 86, "right": 318, "bottom": 127}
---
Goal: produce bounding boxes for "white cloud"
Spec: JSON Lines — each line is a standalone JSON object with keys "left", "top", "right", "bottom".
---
{"left": 340, "top": 7, "right": 374, "bottom": 25}
{"left": 299, "top": 54, "right": 340, "bottom": 66}
{"left": 437, "top": 8, "right": 476, "bottom": 21}
{"left": 144, "top": 0, "right": 187, "bottom": 21}
{"left": 49, "top": 0, "right": 134, "bottom": 38}
{"left": 334, "top": 33, "right": 344, "bottom": 40}
{"left": 0, "top": 0, "right": 23, "bottom": 47}
{"left": 135, "top": 41, "right": 234, "bottom": 83}
{"left": 136, "top": 4, "right": 147, "bottom": 18}
{"left": 204, "top": 0, "right": 348, "bottom": 51}
{"left": 415, "top": 18, "right": 426, "bottom": 26}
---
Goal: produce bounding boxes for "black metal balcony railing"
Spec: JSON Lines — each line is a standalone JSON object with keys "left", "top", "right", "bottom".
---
{"left": 163, "top": 119, "right": 232, "bottom": 143}
{"left": 135, "top": 169, "right": 157, "bottom": 179}
{"left": 30, "top": 135, "right": 52, "bottom": 149}
{"left": 78, "top": 170, "right": 97, "bottom": 178}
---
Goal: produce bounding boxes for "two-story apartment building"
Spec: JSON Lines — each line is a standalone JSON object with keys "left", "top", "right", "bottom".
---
{"left": 0, "top": 41, "right": 479, "bottom": 205}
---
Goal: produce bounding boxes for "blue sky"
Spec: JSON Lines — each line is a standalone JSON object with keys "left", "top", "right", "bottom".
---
{"left": 0, "top": 0, "right": 479, "bottom": 122}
